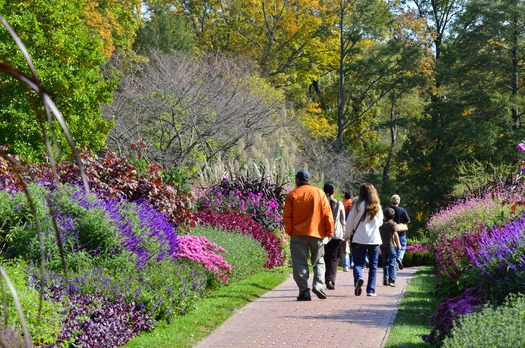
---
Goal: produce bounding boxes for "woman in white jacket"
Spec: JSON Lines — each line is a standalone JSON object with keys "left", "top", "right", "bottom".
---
{"left": 345, "top": 183, "right": 383, "bottom": 297}
{"left": 322, "top": 183, "right": 346, "bottom": 290}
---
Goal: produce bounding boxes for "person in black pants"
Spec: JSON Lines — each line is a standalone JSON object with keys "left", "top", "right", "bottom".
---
{"left": 323, "top": 183, "right": 346, "bottom": 290}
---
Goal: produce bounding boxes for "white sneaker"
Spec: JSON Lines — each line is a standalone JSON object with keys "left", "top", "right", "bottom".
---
{"left": 343, "top": 267, "right": 349, "bottom": 272}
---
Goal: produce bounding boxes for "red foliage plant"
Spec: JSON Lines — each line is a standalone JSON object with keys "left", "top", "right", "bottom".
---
{"left": 0, "top": 148, "right": 196, "bottom": 228}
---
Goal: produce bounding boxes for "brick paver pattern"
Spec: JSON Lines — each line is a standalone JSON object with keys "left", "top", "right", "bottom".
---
{"left": 195, "top": 267, "right": 418, "bottom": 348}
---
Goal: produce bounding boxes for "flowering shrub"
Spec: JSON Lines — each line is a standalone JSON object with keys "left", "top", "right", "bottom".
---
{"left": 176, "top": 235, "right": 232, "bottom": 283}
{"left": 427, "top": 194, "right": 516, "bottom": 284}
{"left": 406, "top": 244, "right": 429, "bottom": 253}
{"left": 465, "top": 214, "right": 525, "bottom": 303}
{"left": 194, "top": 211, "right": 284, "bottom": 268}
{"left": 2, "top": 184, "right": 181, "bottom": 272}
{"left": 422, "top": 286, "right": 485, "bottom": 344}
{"left": 197, "top": 175, "right": 288, "bottom": 231}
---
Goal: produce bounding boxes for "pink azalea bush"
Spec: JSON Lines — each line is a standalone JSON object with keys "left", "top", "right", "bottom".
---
{"left": 175, "top": 235, "right": 232, "bottom": 283}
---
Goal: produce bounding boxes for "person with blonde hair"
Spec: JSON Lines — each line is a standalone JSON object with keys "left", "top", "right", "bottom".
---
{"left": 345, "top": 183, "right": 383, "bottom": 297}
{"left": 390, "top": 194, "right": 410, "bottom": 269}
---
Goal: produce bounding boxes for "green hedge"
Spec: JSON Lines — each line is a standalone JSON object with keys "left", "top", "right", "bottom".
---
{"left": 190, "top": 225, "right": 268, "bottom": 284}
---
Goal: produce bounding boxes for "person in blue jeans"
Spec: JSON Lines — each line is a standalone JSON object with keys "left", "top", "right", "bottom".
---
{"left": 390, "top": 195, "right": 410, "bottom": 269}
{"left": 345, "top": 183, "right": 383, "bottom": 297}
{"left": 379, "top": 207, "right": 401, "bottom": 287}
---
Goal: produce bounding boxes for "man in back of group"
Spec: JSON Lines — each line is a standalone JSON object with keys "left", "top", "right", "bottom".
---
{"left": 283, "top": 170, "right": 334, "bottom": 301}
{"left": 390, "top": 194, "right": 410, "bottom": 269}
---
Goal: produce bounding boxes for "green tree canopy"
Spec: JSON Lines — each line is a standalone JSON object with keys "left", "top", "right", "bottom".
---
{"left": 0, "top": 0, "right": 140, "bottom": 162}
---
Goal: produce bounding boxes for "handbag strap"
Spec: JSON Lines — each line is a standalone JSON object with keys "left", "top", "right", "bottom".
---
{"left": 353, "top": 211, "right": 366, "bottom": 231}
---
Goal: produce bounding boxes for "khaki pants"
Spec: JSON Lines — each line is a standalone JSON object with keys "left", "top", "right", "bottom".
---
{"left": 290, "top": 234, "right": 326, "bottom": 295}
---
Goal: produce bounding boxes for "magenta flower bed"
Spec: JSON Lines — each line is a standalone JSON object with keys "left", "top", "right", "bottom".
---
{"left": 176, "top": 235, "right": 232, "bottom": 282}
{"left": 193, "top": 211, "right": 284, "bottom": 268}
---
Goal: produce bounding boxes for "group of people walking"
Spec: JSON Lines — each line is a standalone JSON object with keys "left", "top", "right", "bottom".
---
{"left": 283, "top": 170, "right": 410, "bottom": 301}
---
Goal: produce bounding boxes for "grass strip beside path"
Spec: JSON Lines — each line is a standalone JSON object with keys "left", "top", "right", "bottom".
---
{"left": 385, "top": 266, "right": 439, "bottom": 348}
{"left": 125, "top": 267, "right": 290, "bottom": 348}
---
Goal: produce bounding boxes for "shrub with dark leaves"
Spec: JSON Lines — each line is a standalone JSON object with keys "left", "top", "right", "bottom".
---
{"left": 42, "top": 290, "right": 153, "bottom": 348}
{"left": 193, "top": 211, "right": 284, "bottom": 268}
{"left": 422, "top": 286, "right": 485, "bottom": 345}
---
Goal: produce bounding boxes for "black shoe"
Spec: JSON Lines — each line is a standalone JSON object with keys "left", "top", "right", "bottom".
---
{"left": 312, "top": 287, "right": 327, "bottom": 299}
{"left": 326, "top": 280, "right": 335, "bottom": 290}
{"left": 297, "top": 294, "right": 312, "bottom": 301}
{"left": 355, "top": 278, "right": 364, "bottom": 296}
{"left": 396, "top": 258, "right": 404, "bottom": 270}
{"left": 383, "top": 278, "right": 388, "bottom": 286}
{"left": 297, "top": 289, "right": 312, "bottom": 301}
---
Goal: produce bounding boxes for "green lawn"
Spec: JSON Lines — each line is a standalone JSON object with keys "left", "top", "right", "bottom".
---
{"left": 385, "top": 266, "right": 439, "bottom": 347}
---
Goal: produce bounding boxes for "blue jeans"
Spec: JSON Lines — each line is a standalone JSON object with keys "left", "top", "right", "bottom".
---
{"left": 381, "top": 246, "right": 397, "bottom": 283}
{"left": 396, "top": 233, "right": 407, "bottom": 260}
{"left": 352, "top": 244, "right": 379, "bottom": 295}
{"left": 341, "top": 253, "right": 350, "bottom": 268}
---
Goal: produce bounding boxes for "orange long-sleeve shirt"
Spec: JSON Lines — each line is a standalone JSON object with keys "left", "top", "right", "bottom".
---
{"left": 283, "top": 184, "right": 334, "bottom": 239}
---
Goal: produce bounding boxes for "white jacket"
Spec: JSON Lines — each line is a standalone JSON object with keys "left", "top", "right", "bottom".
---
{"left": 332, "top": 200, "right": 346, "bottom": 240}
{"left": 345, "top": 201, "right": 383, "bottom": 245}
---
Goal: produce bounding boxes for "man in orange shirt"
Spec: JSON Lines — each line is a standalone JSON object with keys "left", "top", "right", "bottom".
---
{"left": 283, "top": 170, "right": 334, "bottom": 301}
{"left": 342, "top": 192, "right": 353, "bottom": 218}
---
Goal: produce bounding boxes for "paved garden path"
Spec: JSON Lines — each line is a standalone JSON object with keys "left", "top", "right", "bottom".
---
{"left": 195, "top": 267, "right": 418, "bottom": 348}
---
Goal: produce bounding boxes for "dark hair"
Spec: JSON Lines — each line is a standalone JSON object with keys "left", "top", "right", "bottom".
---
{"left": 344, "top": 192, "right": 352, "bottom": 199}
{"left": 383, "top": 207, "right": 395, "bottom": 220}
{"left": 323, "top": 182, "right": 335, "bottom": 195}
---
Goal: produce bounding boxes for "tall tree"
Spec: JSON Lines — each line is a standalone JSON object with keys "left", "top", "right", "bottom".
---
{"left": 104, "top": 51, "right": 287, "bottom": 170}
{"left": 0, "top": 0, "right": 141, "bottom": 162}
{"left": 134, "top": 3, "right": 195, "bottom": 54}
{"left": 398, "top": 0, "right": 467, "bottom": 217}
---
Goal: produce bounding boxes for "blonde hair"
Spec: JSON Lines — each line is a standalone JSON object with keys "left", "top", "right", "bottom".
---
{"left": 391, "top": 194, "right": 400, "bottom": 205}
{"left": 355, "top": 183, "right": 381, "bottom": 219}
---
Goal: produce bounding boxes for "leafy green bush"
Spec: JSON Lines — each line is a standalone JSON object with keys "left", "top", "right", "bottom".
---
{"left": 442, "top": 294, "right": 525, "bottom": 348}
{"left": 0, "top": 259, "right": 63, "bottom": 346}
{"left": 402, "top": 249, "right": 432, "bottom": 267}
{"left": 191, "top": 225, "right": 268, "bottom": 284}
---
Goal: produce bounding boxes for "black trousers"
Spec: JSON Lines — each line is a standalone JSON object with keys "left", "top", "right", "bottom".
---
{"left": 324, "top": 238, "right": 344, "bottom": 284}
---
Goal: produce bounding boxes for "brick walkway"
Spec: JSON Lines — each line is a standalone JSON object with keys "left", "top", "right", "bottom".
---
{"left": 194, "top": 267, "right": 418, "bottom": 348}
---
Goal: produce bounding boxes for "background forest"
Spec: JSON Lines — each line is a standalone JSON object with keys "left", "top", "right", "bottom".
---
{"left": 2, "top": 0, "right": 525, "bottom": 233}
